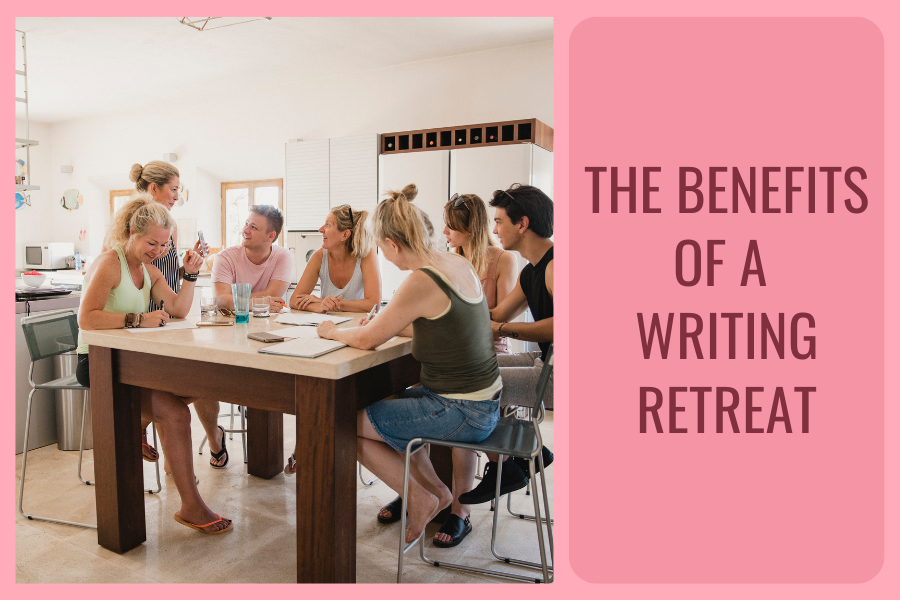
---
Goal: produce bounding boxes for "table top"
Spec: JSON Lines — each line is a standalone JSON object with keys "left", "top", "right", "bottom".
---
{"left": 80, "top": 310, "right": 412, "bottom": 380}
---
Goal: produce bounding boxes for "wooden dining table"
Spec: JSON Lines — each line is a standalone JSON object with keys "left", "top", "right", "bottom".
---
{"left": 81, "top": 311, "right": 425, "bottom": 583}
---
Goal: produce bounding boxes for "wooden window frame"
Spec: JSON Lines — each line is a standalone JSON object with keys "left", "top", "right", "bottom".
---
{"left": 110, "top": 189, "right": 133, "bottom": 215}
{"left": 221, "top": 179, "right": 284, "bottom": 247}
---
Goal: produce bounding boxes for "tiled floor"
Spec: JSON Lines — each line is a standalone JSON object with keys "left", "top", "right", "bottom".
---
{"left": 15, "top": 407, "right": 554, "bottom": 583}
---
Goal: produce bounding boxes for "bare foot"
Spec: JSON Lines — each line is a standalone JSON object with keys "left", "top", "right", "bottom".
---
{"left": 405, "top": 486, "right": 452, "bottom": 544}
{"left": 175, "top": 508, "right": 231, "bottom": 533}
{"left": 208, "top": 426, "right": 227, "bottom": 468}
{"left": 141, "top": 429, "right": 158, "bottom": 461}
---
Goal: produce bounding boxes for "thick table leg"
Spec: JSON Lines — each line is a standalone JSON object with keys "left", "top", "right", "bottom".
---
{"left": 295, "top": 376, "right": 357, "bottom": 583}
{"left": 246, "top": 408, "right": 283, "bottom": 479}
{"left": 90, "top": 347, "right": 146, "bottom": 553}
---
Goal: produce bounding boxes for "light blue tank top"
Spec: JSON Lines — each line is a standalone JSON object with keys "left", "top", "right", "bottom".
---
{"left": 319, "top": 250, "right": 365, "bottom": 300}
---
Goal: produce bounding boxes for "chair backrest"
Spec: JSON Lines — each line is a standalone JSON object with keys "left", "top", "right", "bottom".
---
{"left": 531, "top": 344, "right": 553, "bottom": 413}
{"left": 21, "top": 310, "right": 80, "bottom": 363}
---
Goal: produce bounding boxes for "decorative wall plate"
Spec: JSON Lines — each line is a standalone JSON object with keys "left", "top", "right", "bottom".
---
{"left": 15, "top": 192, "right": 30, "bottom": 210}
{"left": 60, "top": 188, "right": 84, "bottom": 211}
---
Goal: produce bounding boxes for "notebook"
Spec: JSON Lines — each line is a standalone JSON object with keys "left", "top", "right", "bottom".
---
{"left": 257, "top": 336, "right": 347, "bottom": 358}
{"left": 274, "top": 313, "right": 352, "bottom": 327}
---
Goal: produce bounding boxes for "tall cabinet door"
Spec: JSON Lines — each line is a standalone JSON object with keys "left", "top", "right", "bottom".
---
{"left": 378, "top": 150, "right": 450, "bottom": 299}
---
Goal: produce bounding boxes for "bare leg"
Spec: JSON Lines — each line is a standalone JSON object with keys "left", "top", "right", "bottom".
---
{"left": 142, "top": 390, "right": 229, "bottom": 532}
{"left": 193, "top": 398, "right": 226, "bottom": 467}
{"left": 434, "top": 448, "right": 477, "bottom": 544}
{"left": 356, "top": 410, "right": 451, "bottom": 543}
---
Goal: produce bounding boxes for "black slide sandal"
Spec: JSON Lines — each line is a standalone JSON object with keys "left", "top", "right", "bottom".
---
{"left": 209, "top": 425, "right": 228, "bottom": 469}
{"left": 433, "top": 514, "right": 472, "bottom": 548}
{"left": 377, "top": 495, "right": 405, "bottom": 524}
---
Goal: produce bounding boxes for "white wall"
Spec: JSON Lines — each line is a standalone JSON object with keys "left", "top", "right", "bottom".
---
{"left": 15, "top": 119, "right": 53, "bottom": 268}
{"left": 19, "top": 40, "right": 552, "bottom": 270}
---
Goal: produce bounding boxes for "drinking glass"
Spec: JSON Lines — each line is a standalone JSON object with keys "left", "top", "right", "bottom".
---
{"left": 200, "top": 289, "right": 217, "bottom": 318}
{"left": 231, "top": 283, "right": 251, "bottom": 324}
{"left": 252, "top": 296, "right": 270, "bottom": 318}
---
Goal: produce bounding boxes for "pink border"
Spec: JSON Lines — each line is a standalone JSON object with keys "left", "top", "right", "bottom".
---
{"left": 5, "top": 1, "right": 898, "bottom": 597}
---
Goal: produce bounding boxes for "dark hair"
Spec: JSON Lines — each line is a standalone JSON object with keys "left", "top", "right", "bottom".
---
{"left": 249, "top": 204, "right": 285, "bottom": 237}
{"left": 489, "top": 184, "right": 553, "bottom": 238}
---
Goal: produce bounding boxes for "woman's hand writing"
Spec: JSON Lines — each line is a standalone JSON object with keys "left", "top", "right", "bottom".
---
{"left": 140, "top": 310, "right": 169, "bottom": 328}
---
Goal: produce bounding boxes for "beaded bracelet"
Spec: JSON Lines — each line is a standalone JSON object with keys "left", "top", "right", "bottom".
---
{"left": 183, "top": 271, "right": 199, "bottom": 282}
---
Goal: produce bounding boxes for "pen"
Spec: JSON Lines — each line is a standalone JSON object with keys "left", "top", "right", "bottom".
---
{"left": 365, "top": 304, "right": 378, "bottom": 322}
{"left": 159, "top": 300, "right": 167, "bottom": 327}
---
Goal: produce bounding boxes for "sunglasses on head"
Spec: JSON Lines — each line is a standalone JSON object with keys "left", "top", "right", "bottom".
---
{"left": 450, "top": 193, "right": 469, "bottom": 210}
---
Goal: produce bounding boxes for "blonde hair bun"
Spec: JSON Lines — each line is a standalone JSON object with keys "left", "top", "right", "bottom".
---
{"left": 129, "top": 163, "right": 144, "bottom": 183}
{"left": 388, "top": 183, "right": 418, "bottom": 202}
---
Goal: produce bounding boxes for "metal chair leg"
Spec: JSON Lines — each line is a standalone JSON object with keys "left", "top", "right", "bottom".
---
{"left": 359, "top": 462, "right": 378, "bottom": 486}
{"left": 18, "top": 388, "right": 96, "bottom": 530}
{"left": 77, "top": 390, "right": 92, "bottom": 485}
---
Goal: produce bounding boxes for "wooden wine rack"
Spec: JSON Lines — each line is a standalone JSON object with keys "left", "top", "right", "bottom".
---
{"left": 380, "top": 118, "right": 553, "bottom": 155}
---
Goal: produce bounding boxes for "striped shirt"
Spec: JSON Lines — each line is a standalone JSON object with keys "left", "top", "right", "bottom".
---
{"left": 149, "top": 234, "right": 179, "bottom": 312}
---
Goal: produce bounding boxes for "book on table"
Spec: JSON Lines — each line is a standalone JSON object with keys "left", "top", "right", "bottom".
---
{"left": 257, "top": 336, "right": 347, "bottom": 358}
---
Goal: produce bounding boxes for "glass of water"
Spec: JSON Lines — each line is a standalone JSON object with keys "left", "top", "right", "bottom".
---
{"left": 252, "top": 296, "right": 270, "bottom": 318}
{"left": 231, "top": 283, "right": 251, "bottom": 324}
{"left": 200, "top": 289, "right": 217, "bottom": 318}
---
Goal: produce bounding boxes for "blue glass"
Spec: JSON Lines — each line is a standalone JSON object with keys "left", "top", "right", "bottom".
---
{"left": 235, "top": 312, "right": 250, "bottom": 324}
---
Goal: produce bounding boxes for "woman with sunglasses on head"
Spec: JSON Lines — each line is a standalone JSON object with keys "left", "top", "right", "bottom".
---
{"left": 289, "top": 204, "right": 381, "bottom": 315}
{"left": 443, "top": 193, "right": 517, "bottom": 355}
{"left": 284, "top": 204, "right": 381, "bottom": 475}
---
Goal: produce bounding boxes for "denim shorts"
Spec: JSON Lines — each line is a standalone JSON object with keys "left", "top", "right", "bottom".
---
{"left": 365, "top": 386, "right": 501, "bottom": 452}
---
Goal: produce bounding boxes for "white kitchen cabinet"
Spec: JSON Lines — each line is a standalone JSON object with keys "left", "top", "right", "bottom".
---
{"left": 377, "top": 150, "right": 450, "bottom": 300}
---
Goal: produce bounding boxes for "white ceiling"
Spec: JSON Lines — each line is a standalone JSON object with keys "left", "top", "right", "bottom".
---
{"left": 14, "top": 17, "right": 553, "bottom": 123}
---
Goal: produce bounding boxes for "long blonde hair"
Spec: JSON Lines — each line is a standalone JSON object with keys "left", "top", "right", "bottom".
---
{"left": 372, "top": 184, "right": 436, "bottom": 260}
{"left": 331, "top": 204, "right": 373, "bottom": 258}
{"left": 105, "top": 193, "right": 175, "bottom": 250}
{"left": 443, "top": 193, "right": 496, "bottom": 276}
{"left": 129, "top": 161, "right": 179, "bottom": 193}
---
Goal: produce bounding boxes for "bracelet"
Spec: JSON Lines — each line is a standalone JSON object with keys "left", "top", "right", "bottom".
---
{"left": 498, "top": 322, "right": 506, "bottom": 336}
{"left": 183, "top": 271, "right": 199, "bottom": 282}
{"left": 135, "top": 312, "right": 143, "bottom": 328}
{"left": 124, "top": 313, "right": 136, "bottom": 328}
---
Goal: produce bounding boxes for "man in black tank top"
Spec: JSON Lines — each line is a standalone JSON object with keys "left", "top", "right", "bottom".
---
{"left": 454, "top": 184, "right": 555, "bottom": 508}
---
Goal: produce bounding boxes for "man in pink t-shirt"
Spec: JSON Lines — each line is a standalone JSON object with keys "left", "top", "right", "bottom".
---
{"left": 195, "top": 205, "right": 292, "bottom": 469}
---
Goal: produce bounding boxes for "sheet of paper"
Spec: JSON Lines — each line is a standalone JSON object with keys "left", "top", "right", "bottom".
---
{"left": 124, "top": 320, "right": 198, "bottom": 332}
{"left": 269, "top": 326, "right": 322, "bottom": 339}
{"left": 274, "top": 313, "right": 352, "bottom": 326}
{"left": 257, "top": 336, "right": 347, "bottom": 358}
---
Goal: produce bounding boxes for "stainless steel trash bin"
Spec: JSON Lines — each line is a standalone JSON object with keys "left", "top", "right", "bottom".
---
{"left": 53, "top": 351, "right": 92, "bottom": 451}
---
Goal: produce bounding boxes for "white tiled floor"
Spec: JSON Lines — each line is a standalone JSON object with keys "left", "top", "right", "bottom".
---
{"left": 15, "top": 407, "right": 554, "bottom": 583}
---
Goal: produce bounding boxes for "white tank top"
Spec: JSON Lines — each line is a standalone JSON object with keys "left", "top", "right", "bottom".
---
{"left": 319, "top": 250, "right": 365, "bottom": 300}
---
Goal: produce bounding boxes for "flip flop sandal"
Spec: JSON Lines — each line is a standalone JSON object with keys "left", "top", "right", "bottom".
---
{"left": 377, "top": 495, "right": 406, "bottom": 525}
{"left": 433, "top": 514, "right": 472, "bottom": 548}
{"left": 174, "top": 513, "right": 232, "bottom": 535}
{"left": 284, "top": 453, "right": 297, "bottom": 476}
{"left": 209, "top": 425, "right": 228, "bottom": 469}
{"left": 141, "top": 429, "right": 159, "bottom": 463}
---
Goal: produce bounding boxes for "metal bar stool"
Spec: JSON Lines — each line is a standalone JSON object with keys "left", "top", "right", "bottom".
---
{"left": 198, "top": 403, "right": 247, "bottom": 463}
{"left": 396, "top": 347, "right": 554, "bottom": 583}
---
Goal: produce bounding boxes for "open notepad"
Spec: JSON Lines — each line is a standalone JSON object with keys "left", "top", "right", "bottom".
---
{"left": 257, "top": 336, "right": 347, "bottom": 359}
{"left": 274, "top": 313, "right": 352, "bottom": 327}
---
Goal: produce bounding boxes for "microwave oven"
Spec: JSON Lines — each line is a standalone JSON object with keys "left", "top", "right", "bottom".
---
{"left": 24, "top": 243, "right": 74, "bottom": 270}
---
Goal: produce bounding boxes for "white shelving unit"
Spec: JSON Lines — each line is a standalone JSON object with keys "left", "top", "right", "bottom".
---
{"left": 16, "top": 30, "right": 40, "bottom": 193}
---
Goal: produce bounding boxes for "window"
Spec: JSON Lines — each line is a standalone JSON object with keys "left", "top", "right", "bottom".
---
{"left": 110, "top": 189, "right": 133, "bottom": 215}
{"left": 221, "top": 179, "right": 284, "bottom": 248}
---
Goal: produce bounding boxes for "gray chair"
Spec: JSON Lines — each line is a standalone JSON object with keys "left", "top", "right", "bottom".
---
{"left": 397, "top": 346, "right": 554, "bottom": 583}
{"left": 18, "top": 310, "right": 161, "bottom": 530}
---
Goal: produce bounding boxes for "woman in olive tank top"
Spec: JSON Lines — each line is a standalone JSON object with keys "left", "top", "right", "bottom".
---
{"left": 317, "top": 184, "right": 501, "bottom": 545}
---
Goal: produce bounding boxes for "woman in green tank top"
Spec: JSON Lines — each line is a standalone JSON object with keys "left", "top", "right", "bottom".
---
{"left": 77, "top": 195, "right": 231, "bottom": 534}
{"left": 317, "top": 184, "right": 501, "bottom": 545}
